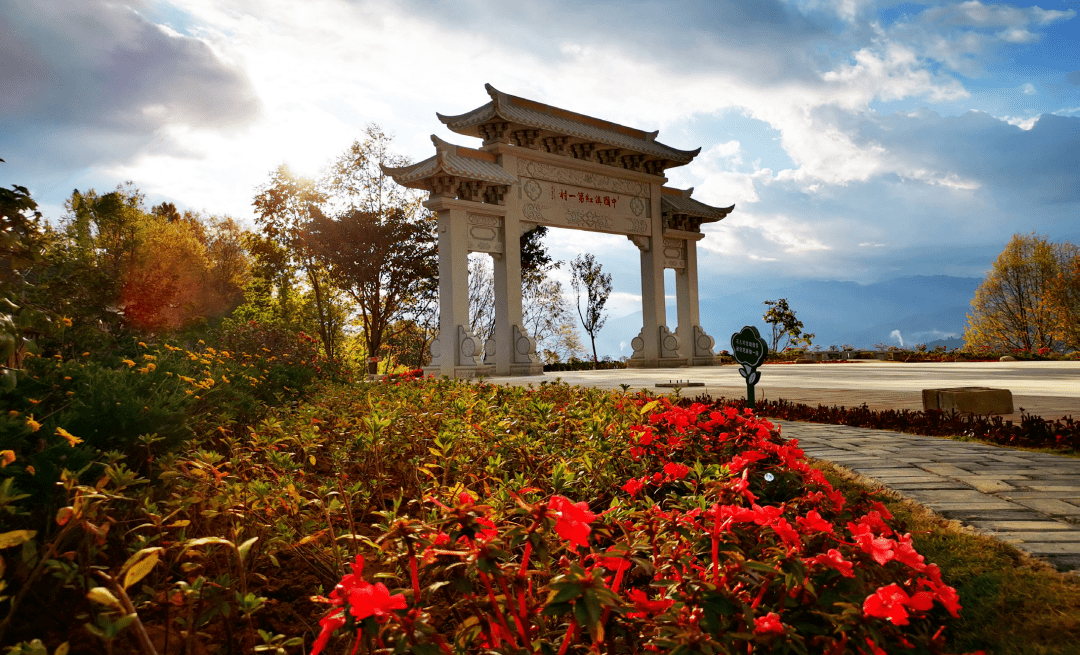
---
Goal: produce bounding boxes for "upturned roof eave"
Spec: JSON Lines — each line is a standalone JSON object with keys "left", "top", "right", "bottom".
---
{"left": 437, "top": 84, "right": 701, "bottom": 164}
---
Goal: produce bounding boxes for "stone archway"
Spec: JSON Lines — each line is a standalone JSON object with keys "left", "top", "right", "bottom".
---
{"left": 383, "top": 84, "right": 734, "bottom": 378}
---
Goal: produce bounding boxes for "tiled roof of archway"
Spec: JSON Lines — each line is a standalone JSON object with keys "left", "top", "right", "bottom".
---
{"left": 380, "top": 136, "right": 518, "bottom": 188}
{"left": 661, "top": 187, "right": 735, "bottom": 223}
{"left": 437, "top": 84, "right": 700, "bottom": 166}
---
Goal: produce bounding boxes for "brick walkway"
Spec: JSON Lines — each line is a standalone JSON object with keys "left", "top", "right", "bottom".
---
{"left": 781, "top": 421, "right": 1080, "bottom": 570}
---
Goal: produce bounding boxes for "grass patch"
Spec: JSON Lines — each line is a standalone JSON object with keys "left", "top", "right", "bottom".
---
{"left": 814, "top": 460, "right": 1080, "bottom": 655}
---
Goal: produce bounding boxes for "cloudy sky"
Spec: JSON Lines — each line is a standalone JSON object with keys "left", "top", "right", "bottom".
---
{"left": 3, "top": 0, "right": 1079, "bottom": 324}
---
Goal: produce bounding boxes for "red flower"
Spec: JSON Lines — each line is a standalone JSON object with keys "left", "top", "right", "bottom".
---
{"left": 754, "top": 612, "right": 785, "bottom": 635}
{"left": 622, "top": 477, "right": 645, "bottom": 496}
{"left": 549, "top": 495, "right": 595, "bottom": 548}
{"left": 796, "top": 509, "right": 834, "bottom": 534}
{"left": 851, "top": 523, "right": 896, "bottom": 566}
{"left": 348, "top": 581, "right": 407, "bottom": 620}
{"left": 594, "top": 546, "right": 631, "bottom": 573}
{"left": 810, "top": 549, "right": 855, "bottom": 578}
{"left": 663, "top": 462, "right": 691, "bottom": 480}
{"left": 627, "top": 588, "right": 673, "bottom": 617}
{"left": 311, "top": 610, "right": 346, "bottom": 655}
{"left": 771, "top": 518, "right": 802, "bottom": 550}
{"left": 894, "top": 533, "right": 927, "bottom": 571}
{"left": 863, "top": 583, "right": 912, "bottom": 625}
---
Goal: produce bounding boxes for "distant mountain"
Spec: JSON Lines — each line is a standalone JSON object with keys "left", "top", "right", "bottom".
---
{"left": 592, "top": 275, "right": 981, "bottom": 359}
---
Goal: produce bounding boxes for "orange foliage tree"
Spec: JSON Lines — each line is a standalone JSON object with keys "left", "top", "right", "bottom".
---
{"left": 964, "top": 232, "right": 1079, "bottom": 353}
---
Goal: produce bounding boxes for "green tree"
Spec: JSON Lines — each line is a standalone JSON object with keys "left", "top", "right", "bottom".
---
{"left": 252, "top": 165, "right": 342, "bottom": 361}
{"left": 762, "top": 298, "right": 813, "bottom": 352}
{"left": 311, "top": 126, "right": 437, "bottom": 364}
{"left": 0, "top": 167, "right": 49, "bottom": 390}
{"left": 570, "top": 253, "right": 612, "bottom": 367}
{"left": 964, "top": 232, "right": 1078, "bottom": 353}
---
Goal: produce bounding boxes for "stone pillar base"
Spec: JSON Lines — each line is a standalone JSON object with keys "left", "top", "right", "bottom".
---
{"left": 627, "top": 357, "right": 689, "bottom": 369}
{"left": 690, "top": 356, "right": 723, "bottom": 367}
{"left": 510, "top": 362, "right": 544, "bottom": 376}
{"left": 423, "top": 364, "right": 497, "bottom": 379}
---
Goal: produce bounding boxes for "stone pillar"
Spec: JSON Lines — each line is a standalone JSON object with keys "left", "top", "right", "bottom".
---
{"left": 674, "top": 237, "right": 717, "bottom": 365}
{"left": 489, "top": 151, "right": 541, "bottom": 376}
{"left": 675, "top": 238, "right": 694, "bottom": 360}
{"left": 424, "top": 200, "right": 490, "bottom": 378}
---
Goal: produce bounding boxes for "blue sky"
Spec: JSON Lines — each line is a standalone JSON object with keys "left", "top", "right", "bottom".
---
{"left": 2, "top": 0, "right": 1079, "bottom": 325}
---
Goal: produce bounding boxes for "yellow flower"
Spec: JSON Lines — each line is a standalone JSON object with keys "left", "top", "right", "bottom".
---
{"left": 138, "top": 342, "right": 147, "bottom": 348}
{"left": 61, "top": 317, "right": 72, "bottom": 327}
{"left": 25, "top": 465, "right": 35, "bottom": 476}
{"left": 55, "top": 427, "right": 82, "bottom": 447}
{"left": 82, "top": 352, "right": 89, "bottom": 357}
{"left": 146, "top": 363, "right": 156, "bottom": 372}
{"left": 26, "top": 416, "right": 42, "bottom": 432}
{"left": 1, "top": 450, "right": 15, "bottom": 467}
{"left": 221, "top": 374, "right": 230, "bottom": 384}
{"left": 143, "top": 354, "right": 156, "bottom": 361}
{"left": 7, "top": 410, "right": 17, "bottom": 417}
{"left": 27, "top": 398, "right": 40, "bottom": 405}
{"left": 138, "top": 367, "right": 149, "bottom": 374}
{"left": 121, "top": 359, "right": 135, "bottom": 368}
{"left": 179, "top": 375, "right": 196, "bottom": 384}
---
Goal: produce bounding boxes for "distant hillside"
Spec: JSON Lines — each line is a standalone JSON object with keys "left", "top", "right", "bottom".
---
{"left": 592, "top": 275, "right": 981, "bottom": 359}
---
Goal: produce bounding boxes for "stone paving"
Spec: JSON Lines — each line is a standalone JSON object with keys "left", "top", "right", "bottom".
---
{"left": 779, "top": 421, "right": 1080, "bottom": 570}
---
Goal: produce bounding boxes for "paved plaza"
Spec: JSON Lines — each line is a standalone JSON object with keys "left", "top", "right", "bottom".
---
{"left": 784, "top": 422, "right": 1080, "bottom": 570}
{"left": 493, "top": 361, "right": 1080, "bottom": 569}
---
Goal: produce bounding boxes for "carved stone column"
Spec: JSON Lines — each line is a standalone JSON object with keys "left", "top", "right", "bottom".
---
{"left": 482, "top": 150, "right": 541, "bottom": 377}
{"left": 424, "top": 198, "right": 493, "bottom": 378}
{"left": 673, "top": 236, "right": 718, "bottom": 365}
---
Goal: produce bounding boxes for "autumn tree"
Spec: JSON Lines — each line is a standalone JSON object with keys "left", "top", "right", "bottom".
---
{"left": 307, "top": 125, "right": 437, "bottom": 364}
{"left": 964, "top": 232, "right": 1079, "bottom": 353}
{"left": 763, "top": 298, "right": 813, "bottom": 352}
{"left": 1049, "top": 253, "right": 1080, "bottom": 352}
{"left": 570, "top": 252, "right": 612, "bottom": 367}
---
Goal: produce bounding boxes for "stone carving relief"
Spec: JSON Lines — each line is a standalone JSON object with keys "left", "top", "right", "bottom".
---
{"left": 629, "top": 197, "right": 645, "bottom": 216}
{"left": 565, "top": 209, "right": 612, "bottom": 230}
{"left": 693, "top": 326, "right": 716, "bottom": 357}
{"left": 625, "top": 218, "right": 648, "bottom": 234}
{"left": 630, "top": 328, "right": 645, "bottom": 359}
{"left": 522, "top": 203, "right": 545, "bottom": 222}
{"left": 663, "top": 237, "right": 686, "bottom": 269}
{"left": 659, "top": 326, "right": 680, "bottom": 358}
{"left": 458, "top": 326, "right": 479, "bottom": 366}
{"left": 523, "top": 179, "right": 542, "bottom": 201}
{"left": 467, "top": 214, "right": 504, "bottom": 255}
{"left": 516, "top": 159, "right": 650, "bottom": 197}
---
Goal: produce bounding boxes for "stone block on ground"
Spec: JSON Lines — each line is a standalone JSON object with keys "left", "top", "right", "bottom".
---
{"left": 922, "top": 387, "right": 1014, "bottom": 415}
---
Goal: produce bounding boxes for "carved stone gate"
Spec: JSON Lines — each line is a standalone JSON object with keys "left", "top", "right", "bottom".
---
{"left": 383, "top": 84, "right": 734, "bottom": 378}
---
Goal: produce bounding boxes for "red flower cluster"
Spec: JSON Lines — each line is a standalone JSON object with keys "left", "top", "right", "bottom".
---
{"left": 311, "top": 555, "right": 407, "bottom": 655}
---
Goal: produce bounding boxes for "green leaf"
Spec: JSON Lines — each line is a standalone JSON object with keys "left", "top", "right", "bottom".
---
{"left": 237, "top": 536, "right": 259, "bottom": 564}
{"left": 0, "top": 530, "right": 36, "bottom": 549}
{"left": 86, "top": 587, "right": 123, "bottom": 609}
{"left": 120, "top": 547, "right": 162, "bottom": 590}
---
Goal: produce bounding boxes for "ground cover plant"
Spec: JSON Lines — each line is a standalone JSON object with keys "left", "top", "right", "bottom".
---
{"left": 687, "top": 395, "right": 1079, "bottom": 454}
{"left": 1, "top": 376, "right": 982, "bottom": 654}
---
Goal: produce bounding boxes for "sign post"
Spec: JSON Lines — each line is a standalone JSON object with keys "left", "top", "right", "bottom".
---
{"left": 730, "top": 326, "right": 768, "bottom": 408}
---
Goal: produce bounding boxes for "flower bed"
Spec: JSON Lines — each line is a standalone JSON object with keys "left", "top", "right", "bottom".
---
{"left": 688, "top": 395, "right": 1080, "bottom": 453}
{"left": 1, "top": 379, "right": 975, "bottom": 653}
